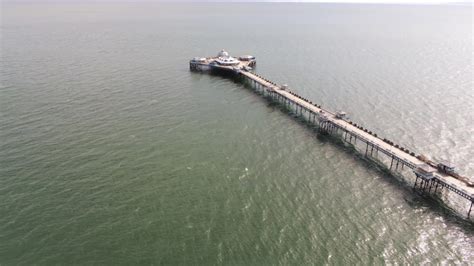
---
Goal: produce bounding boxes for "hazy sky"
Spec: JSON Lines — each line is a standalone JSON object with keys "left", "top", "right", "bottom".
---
{"left": 266, "top": 0, "right": 471, "bottom": 2}
{"left": 209, "top": 0, "right": 473, "bottom": 3}
{"left": 217, "top": 0, "right": 472, "bottom": 2}
{"left": 4, "top": 0, "right": 472, "bottom": 3}
{"left": 6, "top": 0, "right": 471, "bottom": 2}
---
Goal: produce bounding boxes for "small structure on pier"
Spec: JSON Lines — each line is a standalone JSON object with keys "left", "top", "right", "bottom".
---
{"left": 437, "top": 160, "right": 455, "bottom": 174}
{"left": 191, "top": 57, "right": 206, "bottom": 63}
{"left": 414, "top": 164, "right": 435, "bottom": 180}
{"left": 215, "top": 50, "right": 240, "bottom": 66}
{"left": 217, "top": 49, "right": 229, "bottom": 58}
{"left": 319, "top": 111, "right": 329, "bottom": 122}
{"left": 239, "top": 55, "right": 256, "bottom": 61}
{"left": 335, "top": 111, "right": 347, "bottom": 120}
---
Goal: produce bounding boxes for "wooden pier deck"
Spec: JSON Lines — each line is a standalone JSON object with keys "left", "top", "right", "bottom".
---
{"left": 190, "top": 53, "right": 474, "bottom": 219}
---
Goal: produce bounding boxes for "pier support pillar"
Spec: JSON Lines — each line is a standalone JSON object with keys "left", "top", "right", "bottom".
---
{"left": 428, "top": 180, "right": 434, "bottom": 193}
{"left": 468, "top": 201, "right": 473, "bottom": 219}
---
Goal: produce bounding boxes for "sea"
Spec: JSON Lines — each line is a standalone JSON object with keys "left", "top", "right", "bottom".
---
{"left": 1, "top": 2, "right": 473, "bottom": 264}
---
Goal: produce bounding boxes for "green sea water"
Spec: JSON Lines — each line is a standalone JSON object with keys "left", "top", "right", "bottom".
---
{"left": 1, "top": 2, "right": 473, "bottom": 264}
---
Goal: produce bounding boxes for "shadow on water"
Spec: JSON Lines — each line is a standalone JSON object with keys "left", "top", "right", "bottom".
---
{"left": 191, "top": 70, "right": 474, "bottom": 230}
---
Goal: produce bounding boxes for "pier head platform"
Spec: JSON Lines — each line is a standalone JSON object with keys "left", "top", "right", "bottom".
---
{"left": 190, "top": 49, "right": 256, "bottom": 74}
{"left": 190, "top": 50, "right": 474, "bottom": 221}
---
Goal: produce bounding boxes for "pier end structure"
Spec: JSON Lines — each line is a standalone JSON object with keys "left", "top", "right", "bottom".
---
{"left": 190, "top": 50, "right": 474, "bottom": 220}
{"left": 190, "top": 49, "right": 256, "bottom": 73}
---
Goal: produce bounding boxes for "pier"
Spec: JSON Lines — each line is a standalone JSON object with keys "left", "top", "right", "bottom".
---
{"left": 190, "top": 50, "right": 474, "bottom": 220}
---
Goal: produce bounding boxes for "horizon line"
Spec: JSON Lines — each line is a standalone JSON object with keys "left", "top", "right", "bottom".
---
{"left": 3, "top": 0, "right": 472, "bottom": 4}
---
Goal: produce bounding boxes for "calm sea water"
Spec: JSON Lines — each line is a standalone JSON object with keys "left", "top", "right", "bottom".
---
{"left": 1, "top": 2, "right": 473, "bottom": 264}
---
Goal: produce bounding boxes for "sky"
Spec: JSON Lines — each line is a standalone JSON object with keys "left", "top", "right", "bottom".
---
{"left": 3, "top": 0, "right": 472, "bottom": 3}
{"left": 190, "top": 0, "right": 474, "bottom": 3}
{"left": 212, "top": 0, "right": 472, "bottom": 2}
{"left": 264, "top": 0, "right": 472, "bottom": 2}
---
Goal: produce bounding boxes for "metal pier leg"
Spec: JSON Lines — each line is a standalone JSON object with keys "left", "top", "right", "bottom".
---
{"left": 395, "top": 159, "right": 400, "bottom": 171}
{"left": 434, "top": 181, "right": 439, "bottom": 193}
{"left": 414, "top": 175, "right": 418, "bottom": 189}
{"left": 365, "top": 142, "right": 369, "bottom": 156}
{"left": 468, "top": 201, "right": 473, "bottom": 219}
{"left": 390, "top": 156, "right": 394, "bottom": 170}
